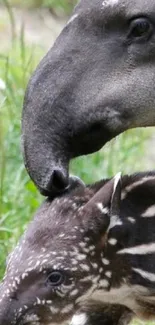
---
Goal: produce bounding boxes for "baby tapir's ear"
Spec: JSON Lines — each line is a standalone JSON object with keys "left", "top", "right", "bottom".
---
{"left": 83, "top": 173, "right": 122, "bottom": 234}
{"left": 110, "top": 172, "right": 122, "bottom": 216}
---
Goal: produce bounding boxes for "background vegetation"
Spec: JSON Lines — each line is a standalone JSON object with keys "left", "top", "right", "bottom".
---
{"left": 6, "top": 0, "right": 76, "bottom": 15}
{"left": 0, "top": 1, "right": 154, "bottom": 309}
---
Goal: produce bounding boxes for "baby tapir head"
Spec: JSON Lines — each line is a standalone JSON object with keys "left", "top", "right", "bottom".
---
{"left": 0, "top": 175, "right": 122, "bottom": 325}
{"left": 2, "top": 172, "right": 155, "bottom": 325}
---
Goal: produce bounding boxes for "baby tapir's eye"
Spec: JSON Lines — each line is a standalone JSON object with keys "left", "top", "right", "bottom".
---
{"left": 46, "top": 271, "right": 65, "bottom": 286}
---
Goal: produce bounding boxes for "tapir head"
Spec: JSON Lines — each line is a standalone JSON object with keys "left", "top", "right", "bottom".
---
{"left": 22, "top": 0, "right": 155, "bottom": 195}
{"left": 2, "top": 172, "right": 155, "bottom": 324}
{"left": 0, "top": 176, "right": 122, "bottom": 325}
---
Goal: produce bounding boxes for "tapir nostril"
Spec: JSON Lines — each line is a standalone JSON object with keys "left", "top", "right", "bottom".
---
{"left": 51, "top": 170, "right": 69, "bottom": 192}
{"left": 39, "top": 172, "right": 85, "bottom": 197}
{"left": 39, "top": 170, "right": 69, "bottom": 197}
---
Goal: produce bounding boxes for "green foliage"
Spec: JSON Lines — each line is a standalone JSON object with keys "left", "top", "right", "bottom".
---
{"left": 0, "top": 40, "right": 44, "bottom": 278}
{"left": 43, "top": 0, "right": 76, "bottom": 13}
{"left": 7, "top": 0, "right": 76, "bottom": 14}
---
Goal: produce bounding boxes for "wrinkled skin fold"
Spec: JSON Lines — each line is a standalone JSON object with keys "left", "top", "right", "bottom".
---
{"left": 22, "top": 0, "right": 155, "bottom": 195}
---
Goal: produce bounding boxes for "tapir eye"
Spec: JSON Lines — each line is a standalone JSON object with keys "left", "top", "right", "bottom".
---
{"left": 46, "top": 271, "right": 65, "bottom": 286}
{"left": 129, "top": 18, "right": 153, "bottom": 40}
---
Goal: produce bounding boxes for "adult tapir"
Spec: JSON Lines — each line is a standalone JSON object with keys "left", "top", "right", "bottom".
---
{"left": 22, "top": 0, "right": 155, "bottom": 196}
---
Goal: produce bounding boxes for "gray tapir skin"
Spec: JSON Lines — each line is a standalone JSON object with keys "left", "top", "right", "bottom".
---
{"left": 22, "top": 0, "right": 155, "bottom": 195}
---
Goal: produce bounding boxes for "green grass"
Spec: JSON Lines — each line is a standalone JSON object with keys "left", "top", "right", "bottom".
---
{"left": 7, "top": 0, "right": 76, "bottom": 14}
{"left": 0, "top": 41, "right": 44, "bottom": 276}
{"left": 133, "top": 320, "right": 155, "bottom": 325}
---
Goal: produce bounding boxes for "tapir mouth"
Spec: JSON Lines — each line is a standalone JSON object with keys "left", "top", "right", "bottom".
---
{"left": 71, "top": 127, "right": 121, "bottom": 157}
{"left": 38, "top": 126, "right": 121, "bottom": 197}
{"left": 23, "top": 99, "right": 126, "bottom": 197}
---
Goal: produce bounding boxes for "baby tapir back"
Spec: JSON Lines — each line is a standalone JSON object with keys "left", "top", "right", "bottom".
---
{"left": 1, "top": 172, "right": 155, "bottom": 325}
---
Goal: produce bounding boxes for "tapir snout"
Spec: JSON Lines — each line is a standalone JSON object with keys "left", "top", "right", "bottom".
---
{"left": 22, "top": 0, "right": 155, "bottom": 195}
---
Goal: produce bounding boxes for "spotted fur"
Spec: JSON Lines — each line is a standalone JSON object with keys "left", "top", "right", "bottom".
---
{"left": 1, "top": 172, "right": 155, "bottom": 324}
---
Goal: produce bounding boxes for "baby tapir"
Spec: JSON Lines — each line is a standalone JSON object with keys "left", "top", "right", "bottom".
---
{"left": 1, "top": 172, "right": 155, "bottom": 325}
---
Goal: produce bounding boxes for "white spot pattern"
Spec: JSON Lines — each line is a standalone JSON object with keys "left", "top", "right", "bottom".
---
{"left": 142, "top": 205, "right": 155, "bottom": 218}
{"left": 71, "top": 313, "right": 87, "bottom": 325}
{"left": 118, "top": 243, "right": 155, "bottom": 255}
{"left": 132, "top": 268, "right": 155, "bottom": 282}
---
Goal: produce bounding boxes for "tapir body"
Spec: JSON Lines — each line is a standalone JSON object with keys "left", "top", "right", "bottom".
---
{"left": 1, "top": 172, "right": 155, "bottom": 324}
{"left": 22, "top": 0, "right": 155, "bottom": 195}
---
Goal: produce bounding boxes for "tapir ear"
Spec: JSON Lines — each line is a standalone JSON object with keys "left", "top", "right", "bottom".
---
{"left": 110, "top": 172, "right": 122, "bottom": 216}
{"left": 82, "top": 173, "right": 122, "bottom": 233}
